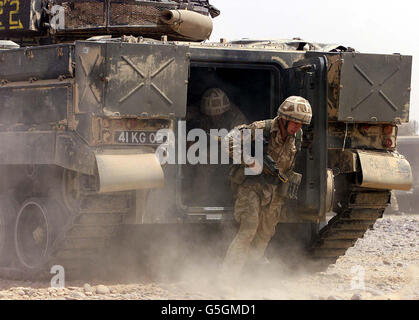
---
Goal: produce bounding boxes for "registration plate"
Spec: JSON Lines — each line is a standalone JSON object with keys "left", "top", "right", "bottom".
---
{"left": 115, "top": 131, "right": 163, "bottom": 145}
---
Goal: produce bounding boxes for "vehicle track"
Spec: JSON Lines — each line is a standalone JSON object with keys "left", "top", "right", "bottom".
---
{"left": 49, "top": 188, "right": 133, "bottom": 277}
{"left": 308, "top": 187, "right": 390, "bottom": 270}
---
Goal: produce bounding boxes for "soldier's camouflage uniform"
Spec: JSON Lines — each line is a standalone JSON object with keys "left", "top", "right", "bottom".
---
{"left": 222, "top": 116, "right": 301, "bottom": 276}
{"left": 200, "top": 104, "right": 248, "bottom": 133}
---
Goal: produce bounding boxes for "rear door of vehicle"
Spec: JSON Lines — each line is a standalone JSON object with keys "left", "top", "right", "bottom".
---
{"left": 285, "top": 55, "right": 328, "bottom": 219}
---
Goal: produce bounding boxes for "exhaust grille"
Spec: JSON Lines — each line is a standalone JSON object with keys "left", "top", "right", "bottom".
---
{"left": 109, "top": 1, "right": 170, "bottom": 26}
{"left": 58, "top": 1, "right": 106, "bottom": 29}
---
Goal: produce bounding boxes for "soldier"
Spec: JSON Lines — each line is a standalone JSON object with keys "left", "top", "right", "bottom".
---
{"left": 186, "top": 88, "right": 248, "bottom": 206}
{"left": 199, "top": 87, "right": 248, "bottom": 132}
{"left": 221, "top": 96, "right": 312, "bottom": 281}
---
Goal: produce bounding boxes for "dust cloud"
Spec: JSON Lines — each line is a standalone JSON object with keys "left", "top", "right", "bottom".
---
{"left": 101, "top": 212, "right": 419, "bottom": 301}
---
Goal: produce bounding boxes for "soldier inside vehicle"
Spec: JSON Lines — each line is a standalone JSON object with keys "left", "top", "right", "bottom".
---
{"left": 182, "top": 66, "right": 278, "bottom": 209}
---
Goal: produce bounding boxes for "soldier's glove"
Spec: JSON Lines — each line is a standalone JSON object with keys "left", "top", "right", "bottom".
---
{"left": 287, "top": 171, "right": 302, "bottom": 200}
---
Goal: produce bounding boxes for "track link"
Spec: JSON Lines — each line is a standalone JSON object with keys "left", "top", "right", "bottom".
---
{"left": 308, "top": 188, "right": 390, "bottom": 270}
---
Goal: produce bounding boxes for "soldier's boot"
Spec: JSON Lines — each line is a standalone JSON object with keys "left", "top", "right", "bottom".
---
{"left": 249, "top": 255, "right": 271, "bottom": 266}
{"left": 219, "top": 190, "right": 260, "bottom": 287}
{"left": 247, "top": 234, "right": 272, "bottom": 269}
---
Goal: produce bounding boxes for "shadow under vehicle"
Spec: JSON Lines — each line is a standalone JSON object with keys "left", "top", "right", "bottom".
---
{"left": 0, "top": 0, "right": 413, "bottom": 277}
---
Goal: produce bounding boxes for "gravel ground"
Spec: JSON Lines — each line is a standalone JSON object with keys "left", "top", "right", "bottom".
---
{"left": 0, "top": 214, "right": 417, "bottom": 300}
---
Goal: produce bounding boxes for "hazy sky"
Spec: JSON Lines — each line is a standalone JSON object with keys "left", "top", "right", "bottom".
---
{"left": 209, "top": 0, "right": 419, "bottom": 122}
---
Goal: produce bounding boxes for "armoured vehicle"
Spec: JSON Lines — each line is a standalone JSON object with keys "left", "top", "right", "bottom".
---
{"left": 0, "top": 0, "right": 413, "bottom": 277}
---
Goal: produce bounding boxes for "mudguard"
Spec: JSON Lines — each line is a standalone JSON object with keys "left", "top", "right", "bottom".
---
{"left": 95, "top": 152, "right": 164, "bottom": 193}
{"left": 357, "top": 150, "right": 412, "bottom": 191}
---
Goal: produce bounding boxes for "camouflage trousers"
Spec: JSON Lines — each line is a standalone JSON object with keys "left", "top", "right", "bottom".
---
{"left": 221, "top": 180, "right": 286, "bottom": 279}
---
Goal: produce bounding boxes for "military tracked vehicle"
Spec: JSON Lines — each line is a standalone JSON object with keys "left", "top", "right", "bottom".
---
{"left": 0, "top": 0, "right": 413, "bottom": 277}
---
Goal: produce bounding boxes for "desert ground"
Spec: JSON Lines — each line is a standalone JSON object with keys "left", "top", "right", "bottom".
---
{"left": 0, "top": 214, "right": 417, "bottom": 300}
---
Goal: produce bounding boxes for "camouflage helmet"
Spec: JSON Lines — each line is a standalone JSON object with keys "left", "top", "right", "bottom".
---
{"left": 277, "top": 96, "right": 312, "bottom": 125}
{"left": 200, "top": 88, "right": 231, "bottom": 116}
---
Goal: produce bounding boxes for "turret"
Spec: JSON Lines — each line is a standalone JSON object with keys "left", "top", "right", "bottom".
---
{"left": 0, "top": 0, "right": 219, "bottom": 46}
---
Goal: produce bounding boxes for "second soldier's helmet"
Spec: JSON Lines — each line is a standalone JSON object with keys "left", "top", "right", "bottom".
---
{"left": 200, "top": 88, "right": 231, "bottom": 116}
{"left": 277, "top": 96, "right": 312, "bottom": 125}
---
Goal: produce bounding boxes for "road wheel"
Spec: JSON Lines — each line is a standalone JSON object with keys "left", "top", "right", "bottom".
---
{"left": 14, "top": 197, "right": 69, "bottom": 273}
